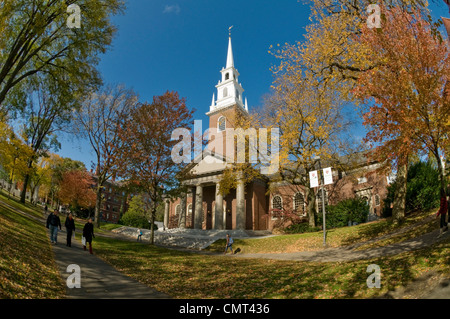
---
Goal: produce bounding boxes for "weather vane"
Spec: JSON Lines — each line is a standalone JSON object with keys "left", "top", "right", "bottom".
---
{"left": 229, "top": 25, "right": 234, "bottom": 37}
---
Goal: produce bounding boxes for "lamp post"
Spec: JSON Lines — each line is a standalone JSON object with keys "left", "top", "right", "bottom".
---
{"left": 314, "top": 156, "right": 327, "bottom": 247}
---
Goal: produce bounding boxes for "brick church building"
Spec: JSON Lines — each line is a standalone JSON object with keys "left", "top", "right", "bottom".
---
{"left": 163, "top": 36, "right": 390, "bottom": 232}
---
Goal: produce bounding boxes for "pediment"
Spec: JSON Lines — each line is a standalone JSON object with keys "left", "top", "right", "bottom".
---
{"left": 189, "top": 154, "right": 229, "bottom": 176}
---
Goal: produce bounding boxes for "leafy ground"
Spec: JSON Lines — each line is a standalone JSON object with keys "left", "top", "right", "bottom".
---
{"left": 205, "top": 208, "right": 439, "bottom": 254}
{"left": 0, "top": 194, "right": 66, "bottom": 299}
{"left": 1, "top": 192, "right": 448, "bottom": 299}
{"left": 93, "top": 234, "right": 450, "bottom": 299}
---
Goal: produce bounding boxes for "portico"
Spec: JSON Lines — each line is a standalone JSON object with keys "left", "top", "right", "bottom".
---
{"left": 165, "top": 34, "right": 270, "bottom": 231}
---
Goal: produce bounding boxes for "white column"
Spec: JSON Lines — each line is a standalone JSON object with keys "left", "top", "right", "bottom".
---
{"left": 164, "top": 198, "right": 170, "bottom": 230}
{"left": 236, "top": 177, "right": 245, "bottom": 230}
{"left": 214, "top": 182, "right": 224, "bottom": 230}
{"left": 194, "top": 185, "right": 203, "bottom": 229}
{"left": 179, "top": 192, "right": 187, "bottom": 229}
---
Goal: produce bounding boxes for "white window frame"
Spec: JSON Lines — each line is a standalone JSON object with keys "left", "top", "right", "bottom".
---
{"left": 375, "top": 194, "right": 380, "bottom": 206}
{"left": 271, "top": 195, "right": 283, "bottom": 220}
{"left": 218, "top": 116, "right": 226, "bottom": 132}
{"left": 293, "top": 192, "right": 306, "bottom": 217}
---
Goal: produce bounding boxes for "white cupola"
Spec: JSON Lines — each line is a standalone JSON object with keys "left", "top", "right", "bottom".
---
{"left": 208, "top": 34, "right": 248, "bottom": 115}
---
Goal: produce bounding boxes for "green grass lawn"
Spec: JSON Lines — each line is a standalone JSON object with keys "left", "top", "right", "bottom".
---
{"left": 205, "top": 208, "right": 439, "bottom": 254}
{"left": 1, "top": 191, "right": 447, "bottom": 299}
{"left": 0, "top": 195, "right": 66, "bottom": 299}
{"left": 93, "top": 234, "right": 450, "bottom": 299}
{"left": 0, "top": 189, "right": 46, "bottom": 219}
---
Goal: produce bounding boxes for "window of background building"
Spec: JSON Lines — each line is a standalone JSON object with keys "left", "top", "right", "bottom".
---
{"left": 294, "top": 192, "right": 305, "bottom": 215}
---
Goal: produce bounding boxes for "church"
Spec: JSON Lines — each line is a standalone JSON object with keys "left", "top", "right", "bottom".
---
{"left": 162, "top": 35, "right": 390, "bottom": 232}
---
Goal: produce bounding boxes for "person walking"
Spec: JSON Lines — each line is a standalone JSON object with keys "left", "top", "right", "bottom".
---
{"left": 64, "top": 213, "right": 76, "bottom": 247}
{"left": 224, "top": 233, "right": 234, "bottom": 254}
{"left": 82, "top": 218, "right": 95, "bottom": 254}
{"left": 46, "top": 210, "right": 62, "bottom": 244}
{"left": 436, "top": 189, "right": 448, "bottom": 238}
{"left": 137, "top": 228, "right": 143, "bottom": 242}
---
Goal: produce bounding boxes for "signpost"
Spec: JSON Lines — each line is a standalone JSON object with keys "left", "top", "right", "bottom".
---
{"left": 310, "top": 158, "right": 333, "bottom": 247}
{"left": 309, "top": 170, "right": 319, "bottom": 188}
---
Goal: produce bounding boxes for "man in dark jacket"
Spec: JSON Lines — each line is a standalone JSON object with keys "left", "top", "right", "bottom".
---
{"left": 46, "top": 210, "right": 62, "bottom": 244}
{"left": 82, "top": 218, "right": 95, "bottom": 254}
{"left": 64, "top": 213, "right": 76, "bottom": 247}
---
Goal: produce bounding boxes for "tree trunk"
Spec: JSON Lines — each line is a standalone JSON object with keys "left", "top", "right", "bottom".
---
{"left": 392, "top": 161, "right": 408, "bottom": 223}
{"left": 306, "top": 187, "right": 316, "bottom": 228}
{"left": 20, "top": 158, "right": 35, "bottom": 203}
{"left": 150, "top": 208, "right": 156, "bottom": 245}
{"left": 149, "top": 198, "right": 157, "bottom": 245}
{"left": 20, "top": 173, "right": 30, "bottom": 203}
{"left": 435, "top": 152, "right": 447, "bottom": 200}
{"left": 94, "top": 184, "right": 103, "bottom": 228}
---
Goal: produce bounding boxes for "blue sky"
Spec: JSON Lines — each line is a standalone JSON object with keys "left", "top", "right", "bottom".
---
{"left": 58, "top": 0, "right": 450, "bottom": 169}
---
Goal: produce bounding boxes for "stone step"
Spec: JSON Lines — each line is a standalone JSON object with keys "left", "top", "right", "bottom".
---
{"left": 112, "top": 226, "right": 272, "bottom": 250}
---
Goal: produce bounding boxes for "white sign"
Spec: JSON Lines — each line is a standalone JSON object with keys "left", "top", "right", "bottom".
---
{"left": 309, "top": 170, "right": 319, "bottom": 188}
{"left": 323, "top": 167, "right": 333, "bottom": 185}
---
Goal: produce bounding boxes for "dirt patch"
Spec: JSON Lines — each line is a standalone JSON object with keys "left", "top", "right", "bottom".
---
{"left": 380, "top": 270, "right": 447, "bottom": 299}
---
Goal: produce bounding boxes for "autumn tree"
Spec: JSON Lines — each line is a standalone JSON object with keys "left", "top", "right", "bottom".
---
{"left": 353, "top": 7, "right": 450, "bottom": 220}
{"left": 38, "top": 154, "right": 86, "bottom": 208}
{"left": 57, "top": 170, "right": 96, "bottom": 213}
{"left": 74, "top": 84, "right": 138, "bottom": 228}
{"left": 0, "top": 0, "right": 124, "bottom": 115}
{"left": 14, "top": 80, "right": 77, "bottom": 203}
{"left": 274, "top": 0, "right": 438, "bottom": 222}
{"left": 116, "top": 91, "right": 195, "bottom": 244}
{"left": 0, "top": 121, "right": 34, "bottom": 199}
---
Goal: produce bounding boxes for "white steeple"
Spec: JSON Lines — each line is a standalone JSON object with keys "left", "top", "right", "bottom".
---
{"left": 226, "top": 36, "right": 234, "bottom": 69}
{"left": 206, "top": 31, "right": 248, "bottom": 116}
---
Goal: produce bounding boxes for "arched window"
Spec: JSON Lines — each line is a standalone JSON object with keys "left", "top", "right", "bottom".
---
{"left": 225, "top": 73, "right": 230, "bottom": 80}
{"left": 361, "top": 196, "right": 369, "bottom": 206}
{"left": 316, "top": 190, "right": 328, "bottom": 214}
{"left": 218, "top": 116, "right": 226, "bottom": 132}
{"left": 375, "top": 194, "right": 380, "bottom": 206}
{"left": 223, "top": 87, "right": 228, "bottom": 98}
{"left": 236, "top": 89, "right": 240, "bottom": 100}
{"left": 175, "top": 204, "right": 181, "bottom": 217}
{"left": 294, "top": 192, "right": 305, "bottom": 215}
{"left": 272, "top": 195, "right": 283, "bottom": 210}
{"left": 272, "top": 195, "right": 283, "bottom": 220}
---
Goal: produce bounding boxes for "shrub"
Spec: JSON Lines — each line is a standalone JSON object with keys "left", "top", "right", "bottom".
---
{"left": 317, "top": 197, "right": 370, "bottom": 229}
{"left": 284, "top": 223, "right": 321, "bottom": 234}
{"left": 383, "top": 160, "right": 440, "bottom": 216}
{"left": 118, "top": 194, "right": 154, "bottom": 229}
{"left": 405, "top": 161, "right": 440, "bottom": 211}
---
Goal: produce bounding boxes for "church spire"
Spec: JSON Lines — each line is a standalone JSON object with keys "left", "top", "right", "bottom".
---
{"left": 206, "top": 29, "right": 248, "bottom": 116}
{"left": 226, "top": 26, "right": 234, "bottom": 68}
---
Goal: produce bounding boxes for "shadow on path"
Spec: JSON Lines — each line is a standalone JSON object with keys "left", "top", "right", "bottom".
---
{"left": 0, "top": 198, "right": 170, "bottom": 299}
{"left": 51, "top": 233, "right": 170, "bottom": 299}
{"left": 227, "top": 229, "right": 449, "bottom": 262}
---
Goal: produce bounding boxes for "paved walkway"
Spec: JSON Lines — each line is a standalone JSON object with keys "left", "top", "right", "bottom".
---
{"left": 2, "top": 197, "right": 449, "bottom": 299}
{"left": 0, "top": 199, "right": 170, "bottom": 299}
{"left": 228, "top": 228, "right": 450, "bottom": 262}
{"left": 51, "top": 232, "right": 170, "bottom": 299}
